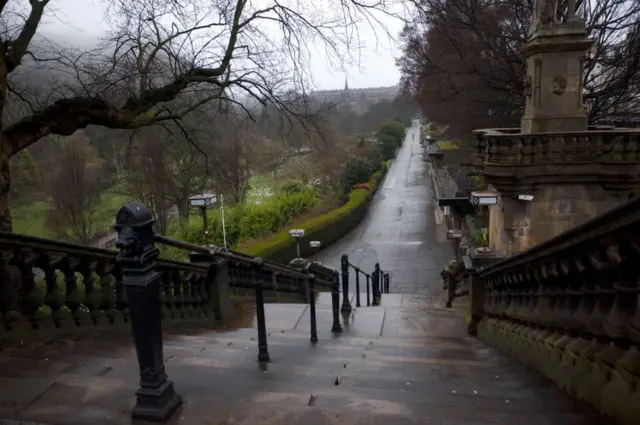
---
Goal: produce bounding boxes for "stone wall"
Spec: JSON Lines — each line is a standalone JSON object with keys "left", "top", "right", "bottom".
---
{"left": 489, "top": 183, "right": 626, "bottom": 256}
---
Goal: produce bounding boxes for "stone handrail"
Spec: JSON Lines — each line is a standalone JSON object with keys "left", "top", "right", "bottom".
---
{"left": 474, "top": 127, "right": 640, "bottom": 166}
{"left": 0, "top": 219, "right": 338, "bottom": 340}
{"left": 477, "top": 193, "right": 640, "bottom": 343}
{"left": 473, "top": 195, "right": 640, "bottom": 424}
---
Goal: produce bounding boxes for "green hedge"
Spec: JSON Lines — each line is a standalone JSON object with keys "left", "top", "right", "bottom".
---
{"left": 241, "top": 168, "right": 388, "bottom": 263}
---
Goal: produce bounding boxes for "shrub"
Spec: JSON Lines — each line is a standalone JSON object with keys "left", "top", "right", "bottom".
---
{"left": 340, "top": 157, "right": 371, "bottom": 195}
{"left": 378, "top": 133, "right": 398, "bottom": 161}
{"left": 179, "top": 187, "right": 317, "bottom": 248}
{"left": 241, "top": 167, "right": 388, "bottom": 263}
{"left": 280, "top": 180, "right": 306, "bottom": 194}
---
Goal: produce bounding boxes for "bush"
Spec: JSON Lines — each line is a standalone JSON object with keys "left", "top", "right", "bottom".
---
{"left": 378, "top": 133, "right": 398, "bottom": 161}
{"left": 340, "top": 157, "right": 371, "bottom": 195}
{"left": 179, "top": 187, "right": 318, "bottom": 248}
{"left": 280, "top": 180, "right": 306, "bottom": 194}
{"left": 241, "top": 168, "right": 388, "bottom": 263}
{"left": 377, "top": 120, "right": 405, "bottom": 146}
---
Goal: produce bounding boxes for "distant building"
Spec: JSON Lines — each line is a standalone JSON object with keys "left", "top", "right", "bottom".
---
{"left": 309, "top": 78, "right": 399, "bottom": 114}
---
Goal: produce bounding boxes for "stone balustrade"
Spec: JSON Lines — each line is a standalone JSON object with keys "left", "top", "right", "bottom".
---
{"left": 474, "top": 195, "right": 640, "bottom": 425}
{"left": 473, "top": 127, "right": 640, "bottom": 195}
{"left": 474, "top": 127, "right": 640, "bottom": 165}
{"left": 0, "top": 216, "right": 336, "bottom": 342}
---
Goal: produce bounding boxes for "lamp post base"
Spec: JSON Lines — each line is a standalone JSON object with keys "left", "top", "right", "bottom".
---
{"left": 131, "top": 379, "right": 182, "bottom": 422}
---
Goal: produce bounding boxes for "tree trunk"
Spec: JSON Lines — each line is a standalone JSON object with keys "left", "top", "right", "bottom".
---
{"left": 177, "top": 198, "right": 189, "bottom": 221}
{"left": 0, "top": 153, "right": 12, "bottom": 232}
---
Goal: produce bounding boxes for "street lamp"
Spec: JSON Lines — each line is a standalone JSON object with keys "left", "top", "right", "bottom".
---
{"left": 189, "top": 193, "right": 216, "bottom": 246}
{"left": 470, "top": 191, "right": 501, "bottom": 206}
{"left": 288, "top": 229, "right": 305, "bottom": 259}
{"left": 310, "top": 240, "right": 321, "bottom": 263}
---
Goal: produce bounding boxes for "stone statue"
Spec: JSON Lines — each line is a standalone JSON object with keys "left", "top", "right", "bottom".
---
{"left": 532, "top": 0, "right": 558, "bottom": 27}
{"left": 530, "top": 0, "right": 580, "bottom": 34}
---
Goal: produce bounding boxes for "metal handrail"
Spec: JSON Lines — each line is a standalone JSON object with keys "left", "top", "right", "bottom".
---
{"left": 347, "top": 261, "right": 371, "bottom": 278}
{"left": 154, "top": 234, "right": 336, "bottom": 288}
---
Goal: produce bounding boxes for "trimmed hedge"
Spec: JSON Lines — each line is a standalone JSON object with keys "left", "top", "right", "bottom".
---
{"left": 241, "top": 167, "right": 388, "bottom": 263}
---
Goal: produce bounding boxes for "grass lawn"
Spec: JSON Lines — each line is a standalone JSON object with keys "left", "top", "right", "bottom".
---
{"left": 10, "top": 185, "right": 134, "bottom": 239}
{"left": 11, "top": 199, "right": 53, "bottom": 237}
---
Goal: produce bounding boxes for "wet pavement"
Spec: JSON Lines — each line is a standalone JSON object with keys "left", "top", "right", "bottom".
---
{"left": 317, "top": 122, "right": 452, "bottom": 296}
{"left": 0, "top": 294, "right": 605, "bottom": 425}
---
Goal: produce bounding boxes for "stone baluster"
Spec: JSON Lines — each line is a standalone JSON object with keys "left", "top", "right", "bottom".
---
{"left": 80, "top": 260, "right": 104, "bottom": 326}
{"left": 586, "top": 248, "right": 614, "bottom": 338}
{"left": 553, "top": 260, "right": 573, "bottom": 332}
{"left": 489, "top": 278, "right": 499, "bottom": 316}
{"left": 504, "top": 274, "right": 517, "bottom": 320}
{"left": 172, "top": 270, "right": 185, "bottom": 318}
{"left": 572, "top": 255, "right": 598, "bottom": 336}
{"left": 530, "top": 266, "right": 549, "bottom": 328}
{"left": 113, "top": 268, "right": 129, "bottom": 323}
{"left": 61, "top": 258, "right": 82, "bottom": 326}
{"left": 97, "top": 261, "right": 120, "bottom": 325}
{"left": 563, "top": 256, "right": 584, "bottom": 334}
{"left": 160, "top": 270, "right": 174, "bottom": 320}
{"left": 518, "top": 269, "right": 532, "bottom": 323}
{"left": 603, "top": 239, "right": 635, "bottom": 343}
{"left": 545, "top": 261, "right": 562, "bottom": 329}
{"left": 14, "top": 250, "right": 42, "bottom": 329}
{"left": 198, "top": 274, "right": 210, "bottom": 318}
{"left": 190, "top": 274, "right": 203, "bottom": 318}
{"left": 182, "top": 272, "right": 195, "bottom": 318}
{"left": 39, "top": 254, "right": 67, "bottom": 328}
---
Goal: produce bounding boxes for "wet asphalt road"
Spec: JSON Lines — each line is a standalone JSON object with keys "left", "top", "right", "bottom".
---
{"left": 317, "top": 121, "right": 453, "bottom": 296}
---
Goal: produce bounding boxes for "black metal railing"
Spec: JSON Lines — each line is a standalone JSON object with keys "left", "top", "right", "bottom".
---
{"left": 340, "top": 254, "right": 390, "bottom": 308}
{"left": 0, "top": 201, "right": 344, "bottom": 422}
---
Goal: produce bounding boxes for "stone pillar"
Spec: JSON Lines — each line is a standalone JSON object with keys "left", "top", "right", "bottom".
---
{"left": 520, "top": 18, "right": 592, "bottom": 133}
{"left": 190, "top": 252, "right": 234, "bottom": 323}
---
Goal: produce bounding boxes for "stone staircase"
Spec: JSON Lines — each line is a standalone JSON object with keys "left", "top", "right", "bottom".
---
{"left": 0, "top": 294, "right": 604, "bottom": 425}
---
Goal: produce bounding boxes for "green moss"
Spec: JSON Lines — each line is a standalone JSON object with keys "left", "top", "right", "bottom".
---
{"left": 437, "top": 140, "right": 460, "bottom": 150}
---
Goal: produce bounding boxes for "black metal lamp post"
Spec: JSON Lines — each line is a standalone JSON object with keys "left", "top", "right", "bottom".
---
{"left": 288, "top": 228, "right": 305, "bottom": 259}
{"left": 115, "top": 202, "right": 182, "bottom": 422}
{"left": 189, "top": 193, "right": 216, "bottom": 246}
{"left": 310, "top": 240, "right": 321, "bottom": 263}
{"left": 340, "top": 254, "right": 352, "bottom": 313}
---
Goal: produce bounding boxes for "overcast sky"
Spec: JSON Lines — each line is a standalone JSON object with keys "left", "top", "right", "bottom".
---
{"left": 37, "top": 0, "right": 405, "bottom": 91}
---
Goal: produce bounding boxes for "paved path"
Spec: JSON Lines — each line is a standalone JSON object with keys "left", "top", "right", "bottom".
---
{"left": 0, "top": 295, "right": 604, "bottom": 425}
{"left": 317, "top": 121, "right": 452, "bottom": 296}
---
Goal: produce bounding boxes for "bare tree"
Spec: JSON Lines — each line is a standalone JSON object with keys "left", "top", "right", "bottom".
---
{"left": 47, "top": 131, "right": 104, "bottom": 244}
{"left": 124, "top": 130, "right": 173, "bottom": 234}
{"left": 0, "top": 0, "right": 398, "bottom": 232}
{"left": 398, "top": 0, "right": 640, "bottom": 141}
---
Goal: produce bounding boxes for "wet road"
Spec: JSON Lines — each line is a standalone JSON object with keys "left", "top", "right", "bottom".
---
{"left": 317, "top": 121, "right": 452, "bottom": 296}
